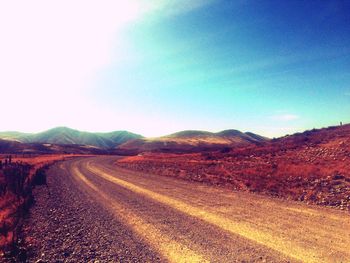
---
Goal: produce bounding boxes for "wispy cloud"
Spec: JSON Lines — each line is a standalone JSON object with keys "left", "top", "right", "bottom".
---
{"left": 147, "top": 0, "right": 215, "bottom": 17}
{"left": 207, "top": 45, "right": 350, "bottom": 81}
{"left": 270, "top": 114, "right": 300, "bottom": 122}
{"left": 256, "top": 125, "right": 303, "bottom": 138}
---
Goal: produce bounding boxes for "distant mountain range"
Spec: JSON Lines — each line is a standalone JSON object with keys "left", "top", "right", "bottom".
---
{"left": 0, "top": 127, "right": 268, "bottom": 154}
{"left": 117, "top": 129, "right": 268, "bottom": 154}
{"left": 0, "top": 127, "right": 143, "bottom": 149}
{"left": 0, "top": 138, "right": 109, "bottom": 155}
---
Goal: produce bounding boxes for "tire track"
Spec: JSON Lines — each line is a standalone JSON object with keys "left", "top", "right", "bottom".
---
{"left": 71, "top": 163, "right": 209, "bottom": 263}
{"left": 85, "top": 156, "right": 350, "bottom": 263}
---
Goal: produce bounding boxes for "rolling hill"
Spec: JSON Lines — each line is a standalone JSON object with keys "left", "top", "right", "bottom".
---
{"left": 0, "top": 127, "right": 143, "bottom": 149}
{"left": 0, "top": 127, "right": 268, "bottom": 153}
{"left": 0, "top": 138, "right": 110, "bottom": 154}
{"left": 117, "top": 129, "right": 268, "bottom": 154}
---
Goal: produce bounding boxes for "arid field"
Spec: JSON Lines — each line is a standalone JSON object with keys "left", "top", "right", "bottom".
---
{"left": 0, "top": 125, "right": 349, "bottom": 262}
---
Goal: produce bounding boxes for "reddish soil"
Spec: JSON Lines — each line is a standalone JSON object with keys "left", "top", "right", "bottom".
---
{"left": 117, "top": 124, "right": 350, "bottom": 211}
{"left": 0, "top": 154, "right": 88, "bottom": 256}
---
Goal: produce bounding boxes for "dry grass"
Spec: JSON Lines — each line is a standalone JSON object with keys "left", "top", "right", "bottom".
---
{"left": 117, "top": 125, "right": 350, "bottom": 211}
{"left": 0, "top": 154, "right": 89, "bottom": 254}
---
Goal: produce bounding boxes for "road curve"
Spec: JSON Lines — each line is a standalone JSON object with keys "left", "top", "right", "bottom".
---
{"left": 25, "top": 156, "right": 350, "bottom": 262}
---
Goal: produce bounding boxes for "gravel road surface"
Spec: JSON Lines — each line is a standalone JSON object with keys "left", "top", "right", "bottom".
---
{"left": 22, "top": 156, "right": 350, "bottom": 262}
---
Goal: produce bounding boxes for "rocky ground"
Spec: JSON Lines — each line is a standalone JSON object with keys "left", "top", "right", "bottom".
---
{"left": 3, "top": 156, "right": 350, "bottom": 262}
{"left": 0, "top": 155, "right": 84, "bottom": 259}
{"left": 17, "top": 163, "right": 161, "bottom": 262}
{"left": 117, "top": 125, "right": 350, "bottom": 211}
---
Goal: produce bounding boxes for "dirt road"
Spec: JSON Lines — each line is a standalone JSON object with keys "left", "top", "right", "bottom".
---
{"left": 24, "top": 156, "right": 350, "bottom": 262}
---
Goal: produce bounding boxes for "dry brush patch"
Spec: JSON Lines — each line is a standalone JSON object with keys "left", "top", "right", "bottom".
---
{"left": 0, "top": 154, "right": 87, "bottom": 259}
{"left": 117, "top": 125, "right": 350, "bottom": 211}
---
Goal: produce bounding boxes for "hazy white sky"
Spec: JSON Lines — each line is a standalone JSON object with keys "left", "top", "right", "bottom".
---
{"left": 0, "top": 1, "right": 348, "bottom": 137}
{"left": 0, "top": 1, "right": 127, "bottom": 129}
{"left": 0, "top": 0, "right": 218, "bottom": 136}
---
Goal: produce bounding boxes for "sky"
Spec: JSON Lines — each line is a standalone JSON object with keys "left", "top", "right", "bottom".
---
{"left": 0, "top": 0, "right": 349, "bottom": 137}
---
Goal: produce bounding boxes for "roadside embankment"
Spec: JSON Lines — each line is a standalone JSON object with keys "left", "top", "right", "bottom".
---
{"left": 0, "top": 154, "right": 85, "bottom": 260}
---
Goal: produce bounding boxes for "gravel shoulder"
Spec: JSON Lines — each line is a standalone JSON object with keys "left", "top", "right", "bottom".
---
{"left": 22, "top": 158, "right": 162, "bottom": 262}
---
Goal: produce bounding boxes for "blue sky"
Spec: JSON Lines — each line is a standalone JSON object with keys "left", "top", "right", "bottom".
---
{"left": 1, "top": 1, "right": 349, "bottom": 137}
